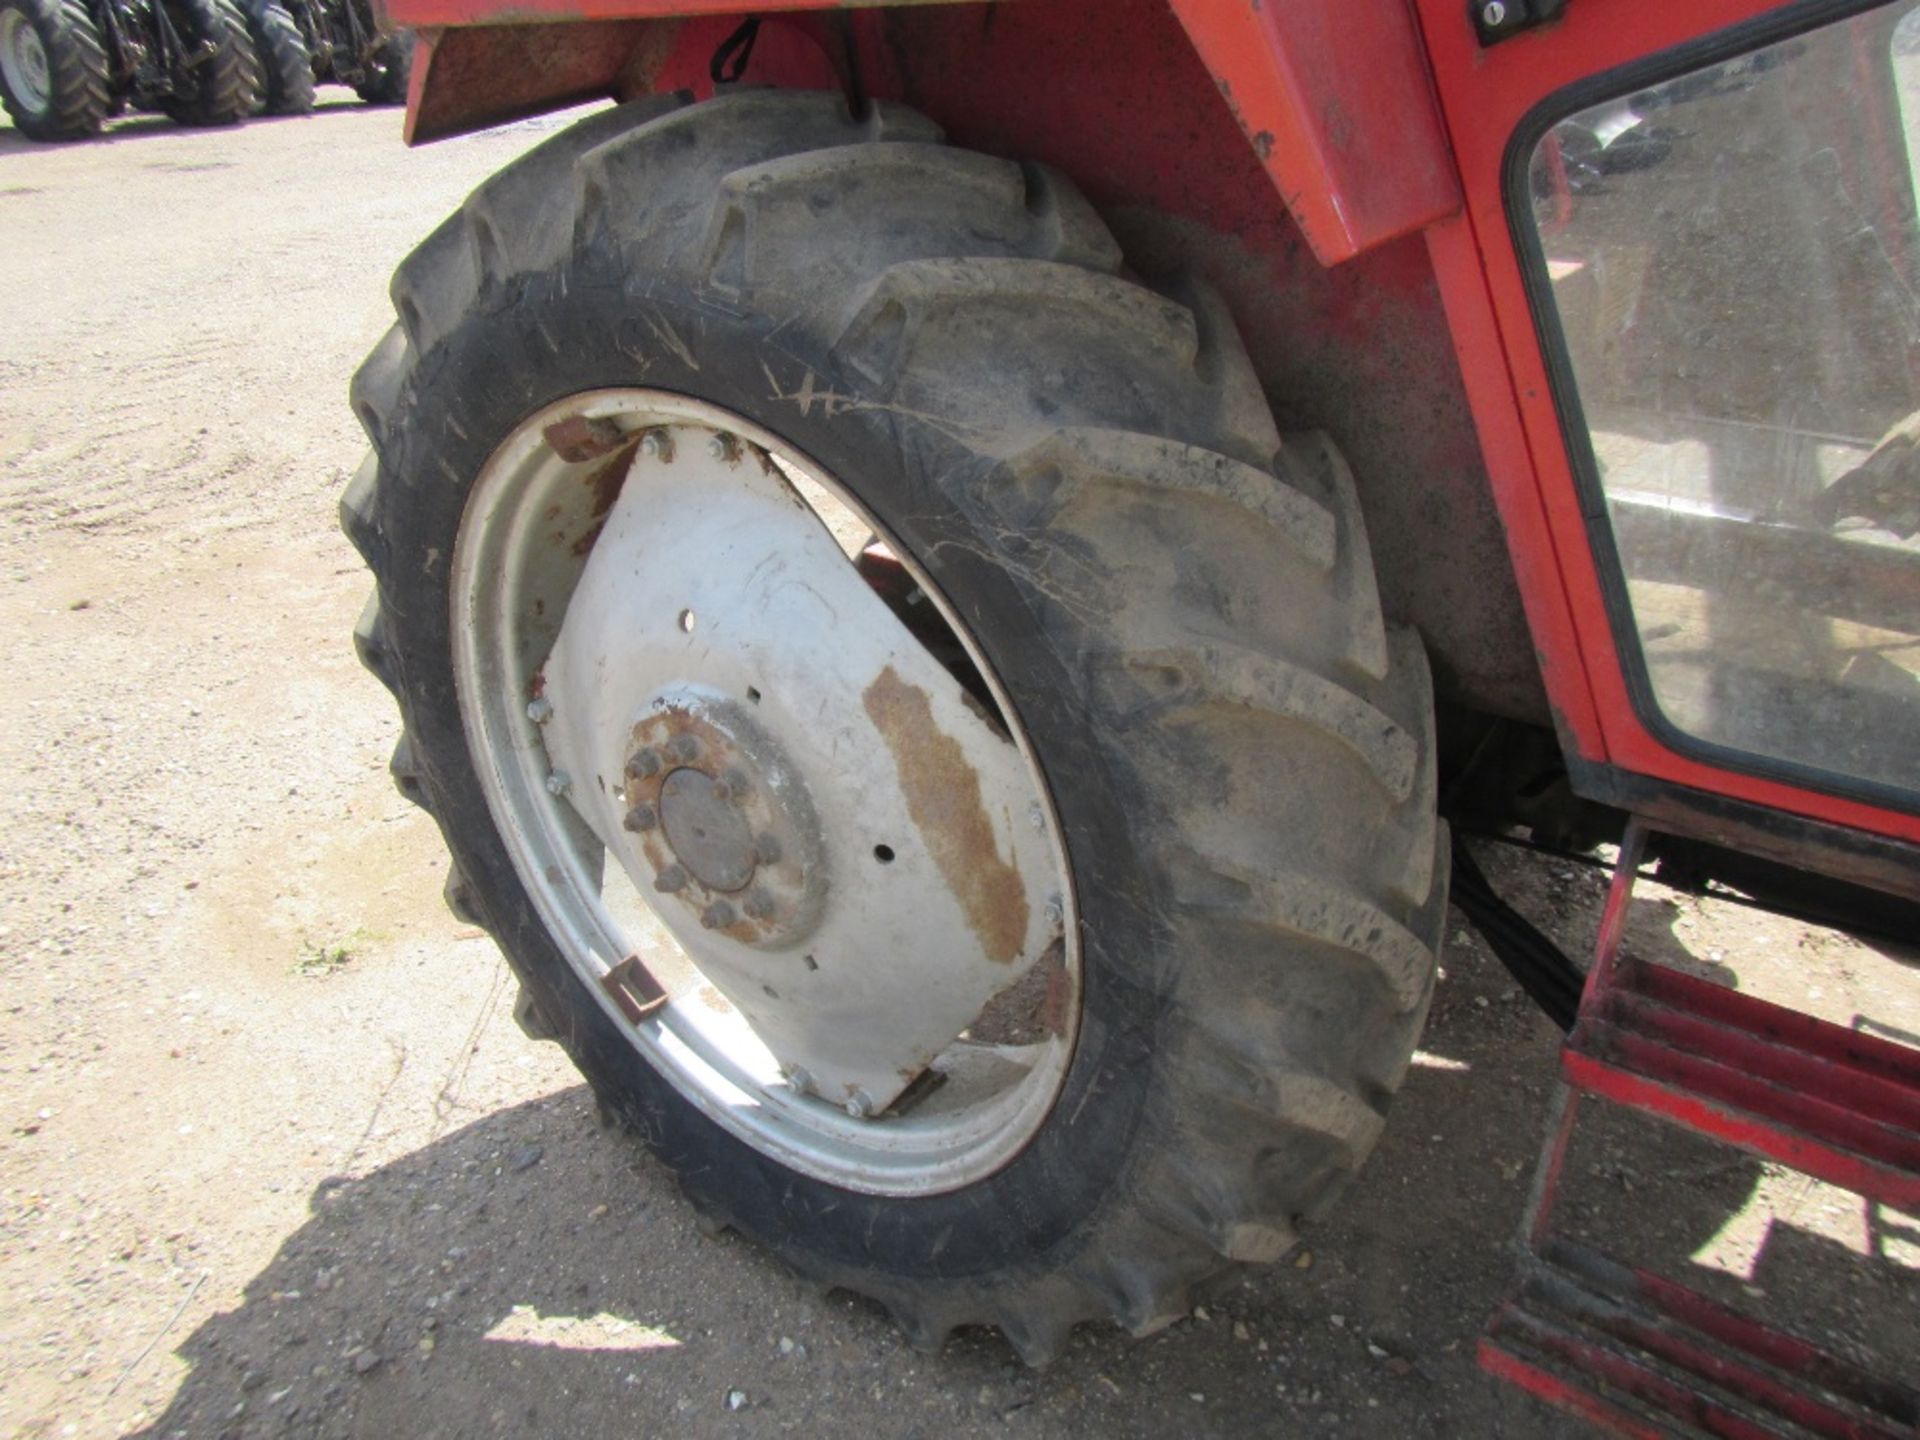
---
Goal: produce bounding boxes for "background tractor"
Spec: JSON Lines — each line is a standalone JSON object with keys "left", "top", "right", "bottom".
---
{"left": 240, "top": 0, "right": 406, "bottom": 114}
{"left": 338, "top": 1, "right": 1920, "bottom": 1434}
{"left": 0, "top": 0, "right": 255, "bottom": 139}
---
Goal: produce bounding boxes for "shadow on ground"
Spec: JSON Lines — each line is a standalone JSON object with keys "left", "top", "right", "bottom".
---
{"left": 123, "top": 844, "right": 1918, "bottom": 1439}
{"left": 126, "top": 902, "right": 1918, "bottom": 1440}
{"left": 0, "top": 98, "right": 388, "bottom": 160}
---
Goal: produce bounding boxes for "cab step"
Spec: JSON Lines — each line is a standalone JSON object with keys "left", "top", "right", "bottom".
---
{"left": 1480, "top": 822, "right": 1920, "bottom": 1438}
{"left": 1565, "top": 953, "right": 1920, "bottom": 1209}
{"left": 1482, "top": 1239, "right": 1919, "bottom": 1440}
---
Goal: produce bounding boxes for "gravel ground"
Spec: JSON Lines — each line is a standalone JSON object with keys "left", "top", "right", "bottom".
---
{"left": 0, "top": 97, "right": 1914, "bottom": 1440}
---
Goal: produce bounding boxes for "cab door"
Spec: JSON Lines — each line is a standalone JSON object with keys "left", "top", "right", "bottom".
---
{"left": 1412, "top": 0, "right": 1920, "bottom": 850}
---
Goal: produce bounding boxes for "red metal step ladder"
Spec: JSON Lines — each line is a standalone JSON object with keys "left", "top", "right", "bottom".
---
{"left": 1478, "top": 823, "right": 1920, "bottom": 1440}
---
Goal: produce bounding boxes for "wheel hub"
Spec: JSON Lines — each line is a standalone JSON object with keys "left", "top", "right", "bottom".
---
{"left": 657, "top": 769, "right": 753, "bottom": 892}
{"left": 619, "top": 696, "right": 824, "bottom": 947}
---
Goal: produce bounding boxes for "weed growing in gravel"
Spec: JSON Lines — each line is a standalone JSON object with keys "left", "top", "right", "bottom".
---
{"left": 294, "top": 929, "right": 378, "bottom": 978}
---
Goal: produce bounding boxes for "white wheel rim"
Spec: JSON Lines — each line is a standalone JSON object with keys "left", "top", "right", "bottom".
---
{"left": 0, "top": 11, "right": 52, "bottom": 115}
{"left": 451, "top": 389, "right": 1082, "bottom": 1196}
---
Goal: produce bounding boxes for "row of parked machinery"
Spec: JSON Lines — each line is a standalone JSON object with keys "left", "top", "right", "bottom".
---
{"left": 0, "top": 0, "right": 407, "bottom": 140}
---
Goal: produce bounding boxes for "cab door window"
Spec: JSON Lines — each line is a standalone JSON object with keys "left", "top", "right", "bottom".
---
{"left": 1523, "top": 2, "right": 1920, "bottom": 799}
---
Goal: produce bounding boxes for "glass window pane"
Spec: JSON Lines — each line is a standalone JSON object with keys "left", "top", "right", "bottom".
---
{"left": 1527, "top": 4, "right": 1920, "bottom": 796}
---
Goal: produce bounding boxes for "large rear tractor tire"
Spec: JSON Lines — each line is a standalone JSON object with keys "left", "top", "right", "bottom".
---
{"left": 0, "top": 0, "right": 108, "bottom": 141}
{"left": 344, "top": 91, "right": 1445, "bottom": 1362}
{"left": 242, "top": 0, "right": 312, "bottom": 115}
{"left": 158, "top": 0, "right": 253, "bottom": 127}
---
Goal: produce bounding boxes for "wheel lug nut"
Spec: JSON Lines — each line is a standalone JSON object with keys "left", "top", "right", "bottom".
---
{"left": 786, "top": 1066, "right": 814, "bottom": 1096}
{"left": 653, "top": 865, "right": 687, "bottom": 894}
{"left": 666, "top": 735, "right": 700, "bottom": 764}
{"left": 544, "top": 770, "right": 571, "bottom": 797}
{"left": 742, "top": 890, "right": 775, "bottom": 921}
{"left": 700, "top": 900, "right": 736, "bottom": 930}
{"left": 844, "top": 1088, "right": 877, "bottom": 1120}
{"left": 707, "top": 433, "right": 737, "bottom": 462}
{"left": 623, "top": 804, "right": 657, "bottom": 833}
{"left": 640, "top": 429, "right": 672, "bottom": 461}
{"left": 626, "top": 748, "right": 662, "bottom": 780}
{"left": 526, "top": 697, "right": 553, "bottom": 724}
{"left": 752, "top": 834, "right": 781, "bottom": 865}
{"left": 1044, "top": 895, "right": 1064, "bottom": 928}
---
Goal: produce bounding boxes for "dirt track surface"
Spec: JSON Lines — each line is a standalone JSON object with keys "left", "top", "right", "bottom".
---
{"left": 1, "top": 99, "right": 1915, "bottom": 1440}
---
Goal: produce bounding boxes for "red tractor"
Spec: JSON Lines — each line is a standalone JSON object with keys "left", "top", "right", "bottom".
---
{"left": 340, "top": 1, "right": 1920, "bottom": 1433}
